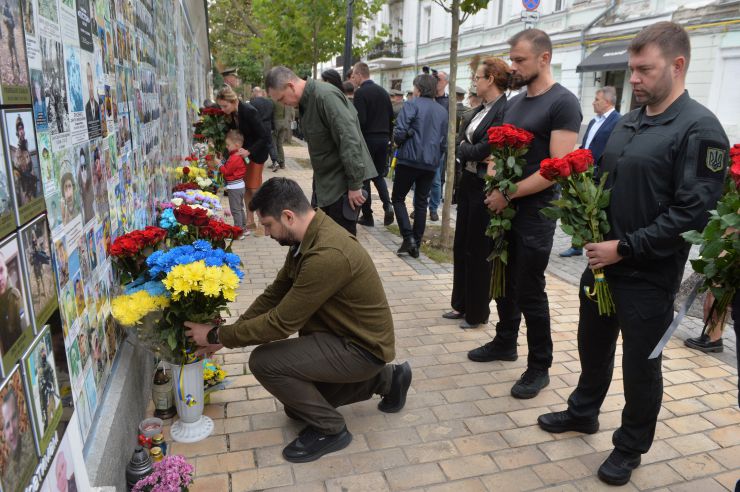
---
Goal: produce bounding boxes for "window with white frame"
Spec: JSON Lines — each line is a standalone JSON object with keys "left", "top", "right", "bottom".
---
{"left": 422, "top": 6, "right": 432, "bottom": 43}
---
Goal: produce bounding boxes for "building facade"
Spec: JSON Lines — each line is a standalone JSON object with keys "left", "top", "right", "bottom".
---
{"left": 344, "top": 0, "right": 740, "bottom": 141}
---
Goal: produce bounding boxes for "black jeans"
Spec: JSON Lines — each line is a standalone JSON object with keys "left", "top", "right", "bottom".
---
{"left": 451, "top": 171, "right": 493, "bottom": 324}
{"left": 362, "top": 136, "right": 392, "bottom": 217}
{"left": 567, "top": 269, "right": 674, "bottom": 455}
{"left": 321, "top": 196, "right": 357, "bottom": 236}
{"left": 391, "top": 165, "right": 435, "bottom": 244}
{"left": 492, "top": 207, "right": 555, "bottom": 370}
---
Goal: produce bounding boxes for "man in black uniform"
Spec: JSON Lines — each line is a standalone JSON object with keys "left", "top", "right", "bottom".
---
{"left": 537, "top": 22, "right": 729, "bottom": 486}
{"left": 352, "top": 62, "right": 395, "bottom": 227}
{"left": 250, "top": 86, "right": 280, "bottom": 170}
{"left": 468, "top": 29, "right": 582, "bottom": 400}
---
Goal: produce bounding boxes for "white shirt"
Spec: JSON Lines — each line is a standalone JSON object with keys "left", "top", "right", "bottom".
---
{"left": 465, "top": 94, "right": 503, "bottom": 144}
{"left": 584, "top": 107, "right": 615, "bottom": 150}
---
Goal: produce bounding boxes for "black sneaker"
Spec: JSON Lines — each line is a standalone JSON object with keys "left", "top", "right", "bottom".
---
{"left": 358, "top": 215, "right": 374, "bottom": 227}
{"left": 429, "top": 210, "right": 439, "bottom": 221}
{"left": 597, "top": 449, "right": 641, "bottom": 486}
{"left": 378, "top": 362, "right": 412, "bottom": 413}
{"left": 467, "top": 341, "right": 517, "bottom": 362}
{"left": 684, "top": 334, "right": 723, "bottom": 353}
{"left": 537, "top": 410, "right": 599, "bottom": 434}
{"left": 511, "top": 368, "right": 550, "bottom": 399}
{"left": 282, "top": 426, "right": 353, "bottom": 463}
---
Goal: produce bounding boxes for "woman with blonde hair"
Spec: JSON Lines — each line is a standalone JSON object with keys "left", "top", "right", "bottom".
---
{"left": 216, "top": 85, "right": 271, "bottom": 232}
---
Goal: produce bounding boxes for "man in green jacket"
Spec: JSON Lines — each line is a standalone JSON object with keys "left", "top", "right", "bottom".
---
{"left": 186, "top": 178, "right": 412, "bottom": 463}
{"left": 265, "top": 66, "right": 376, "bottom": 235}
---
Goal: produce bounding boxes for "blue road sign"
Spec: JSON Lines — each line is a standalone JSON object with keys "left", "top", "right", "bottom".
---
{"left": 523, "top": 0, "right": 540, "bottom": 11}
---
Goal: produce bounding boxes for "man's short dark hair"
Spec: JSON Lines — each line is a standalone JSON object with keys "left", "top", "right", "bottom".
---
{"left": 629, "top": 21, "right": 691, "bottom": 70}
{"left": 342, "top": 81, "right": 355, "bottom": 95}
{"left": 249, "top": 177, "right": 312, "bottom": 217}
{"left": 508, "top": 28, "right": 552, "bottom": 56}
{"left": 412, "top": 74, "right": 437, "bottom": 98}
{"left": 353, "top": 62, "right": 370, "bottom": 79}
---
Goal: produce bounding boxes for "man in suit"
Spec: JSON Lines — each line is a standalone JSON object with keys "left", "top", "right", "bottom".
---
{"left": 84, "top": 63, "right": 101, "bottom": 138}
{"left": 352, "top": 62, "right": 395, "bottom": 227}
{"left": 560, "top": 86, "right": 620, "bottom": 257}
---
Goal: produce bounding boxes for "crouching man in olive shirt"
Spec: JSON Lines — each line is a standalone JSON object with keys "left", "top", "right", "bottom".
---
{"left": 185, "top": 177, "right": 412, "bottom": 463}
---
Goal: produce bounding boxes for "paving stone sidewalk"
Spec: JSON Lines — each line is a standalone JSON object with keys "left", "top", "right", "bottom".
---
{"left": 168, "top": 147, "right": 739, "bottom": 491}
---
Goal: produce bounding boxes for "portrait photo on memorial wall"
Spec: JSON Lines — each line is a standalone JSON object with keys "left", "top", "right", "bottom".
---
{"left": 31, "top": 70, "right": 48, "bottom": 132}
{"left": 38, "top": 0, "right": 58, "bottom": 24}
{"left": 0, "top": 235, "right": 33, "bottom": 374}
{"left": 74, "top": 144, "right": 94, "bottom": 224}
{"left": 0, "top": 134, "right": 13, "bottom": 240}
{"left": 0, "top": 365, "right": 39, "bottom": 492}
{"left": 39, "top": 413, "right": 91, "bottom": 492}
{"left": 58, "top": 157, "right": 80, "bottom": 226}
{"left": 40, "top": 36, "right": 70, "bottom": 136}
{"left": 22, "top": 325, "right": 62, "bottom": 455}
{"left": 20, "top": 215, "right": 57, "bottom": 328}
{"left": 0, "top": 0, "right": 31, "bottom": 105}
{"left": 2, "top": 109, "right": 45, "bottom": 226}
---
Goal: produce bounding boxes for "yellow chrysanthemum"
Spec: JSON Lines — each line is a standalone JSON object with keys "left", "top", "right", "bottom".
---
{"left": 111, "top": 291, "right": 170, "bottom": 326}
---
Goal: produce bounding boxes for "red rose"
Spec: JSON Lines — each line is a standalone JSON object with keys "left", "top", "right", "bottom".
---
{"left": 730, "top": 157, "right": 740, "bottom": 188}
{"left": 193, "top": 133, "right": 205, "bottom": 139}
{"left": 488, "top": 124, "right": 534, "bottom": 150}
{"left": 540, "top": 157, "right": 569, "bottom": 181}
{"left": 566, "top": 149, "right": 594, "bottom": 174}
{"left": 174, "top": 205, "right": 195, "bottom": 225}
{"left": 183, "top": 166, "right": 190, "bottom": 175}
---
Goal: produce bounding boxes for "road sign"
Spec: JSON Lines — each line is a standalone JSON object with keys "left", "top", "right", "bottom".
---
{"left": 521, "top": 10, "right": 540, "bottom": 22}
{"left": 522, "top": 0, "right": 540, "bottom": 11}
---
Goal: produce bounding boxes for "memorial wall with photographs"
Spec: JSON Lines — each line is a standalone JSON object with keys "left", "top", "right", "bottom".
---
{"left": 0, "top": 0, "right": 206, "bottom": 489}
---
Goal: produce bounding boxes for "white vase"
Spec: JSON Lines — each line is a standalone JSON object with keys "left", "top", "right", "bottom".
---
{"left": 169, "top": 361, "right": 214, "bottom": 443}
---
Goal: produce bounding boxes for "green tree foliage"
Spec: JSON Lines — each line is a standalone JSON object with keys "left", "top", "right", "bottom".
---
{"left": 208, "top": 0, "right": 384, "bottom": 82}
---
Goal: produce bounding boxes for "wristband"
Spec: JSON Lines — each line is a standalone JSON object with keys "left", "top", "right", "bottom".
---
{"left": 501, "top": 189, "right": 511, "bottom": 203}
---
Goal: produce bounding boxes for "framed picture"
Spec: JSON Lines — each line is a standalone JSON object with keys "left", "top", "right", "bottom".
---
{"left": 2, "top": 109, "right": 46, "bottom": 226}
{"left": 0, "top": 365, "right": 39, "bottom": 492}
{"left": 21, "top": 326, "right": 63, "bottom": 456}
{"left": 0, "top": 0, "right": 31, "bottom": 104}
{"left": 0, "top": 234, "right": 33, "bottom": 374}
{"left": 19, "top": 215, "right": 57, "bottom": 328}
{"left": 39, "top": 413, "right": 91, "bottom": 492}
{"left": 0, "top": 130, "right": 13, "bottom": 240}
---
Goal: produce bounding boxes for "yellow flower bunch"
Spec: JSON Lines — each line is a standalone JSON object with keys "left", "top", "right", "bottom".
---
{"left": 204, "top": 360, "right": 227, "bottom": 384}
{"left": 111, "top": 290, "right": 170, "bottom": 326}
{"left": 175, "top": 166, "right": 208, "bottom": 180}
{"left": 200, "top": 190, "right": 219, "bottom": 201}
{"left": 162, "top": 260, "right": 240, "bottom": 301}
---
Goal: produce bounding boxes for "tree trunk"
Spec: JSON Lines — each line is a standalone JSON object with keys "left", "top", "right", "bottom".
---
{"left": 440, "top": 0, "right": 460, "bottom": 249}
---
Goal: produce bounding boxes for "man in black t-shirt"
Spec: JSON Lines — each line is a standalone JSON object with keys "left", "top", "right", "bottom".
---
{"left": 468, "top": 29, "right": 582, "bottom": 400}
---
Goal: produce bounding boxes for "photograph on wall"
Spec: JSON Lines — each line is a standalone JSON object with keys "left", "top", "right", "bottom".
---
{"left": 20, "top": 215, "right": 57, "bottom": 327}
{"left": 2, "top": 109, "right": 45, "bottom": 226}
{"left": 0, "top": 134, "right": 14, "bottom": 240}
{"left": 39, "top": 36, "right": 70, "bottom": 144}
{"left": 0, "top": 365, "right": 39, "bottom": 492}
{"left": 21, "top": 0, "right": 35, "bottom": 38}
{"left": 31, "top": 69, "right": 48, "bottom": 132}
{"left": 74, "top": 143, "right": 94, "bottom": 224}
{"left": 0, "top": 235, "right": 33, "bottom": 374}
{"left": 0, "top": 0, "right": 31, "bottom": 104}
{"left": 56, "top": 148, "right": 80, "bottom": 226}
{"left": 22, "top": 326, "right": 62, "bottom": 454}
{"left": 39, "top": 413, "right": 91, "bottom": 492}
{"left": 38, "top": 0, "right": 58, "bottom": 24}
{"left": 76, "top": 0, "right": 93, "bottom": 52}
{"left": 64, "top": 44, "right": 88, "bottom": 143}
{"left": 81, "top": 51, "right": 101, "bottom": 139}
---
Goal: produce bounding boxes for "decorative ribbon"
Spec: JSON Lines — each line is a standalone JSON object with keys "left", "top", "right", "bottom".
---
{"left": 177, "top": 350, "right": 198, "bottom": 407}
{"left": 583, "top": 272, "right": 605, "bottom": 299}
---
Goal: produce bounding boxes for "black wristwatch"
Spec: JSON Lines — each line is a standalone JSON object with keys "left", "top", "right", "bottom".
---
{"left": 207, "top": 326, "right": 220, "bottom": 345}
{"left": 617, "top": 239, "right": 632, "bottom": 259}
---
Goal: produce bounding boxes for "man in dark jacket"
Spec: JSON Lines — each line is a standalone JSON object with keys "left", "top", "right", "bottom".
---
{"left": 391, "top": 74, "right": 448, "bottom": 257}
{"left": 560, "top": 85, "right": 620, "bottom": 257}
{"left": 537, "top": 22, "right": 729, "bottom": 486}
{"left": 352, "top": 62, "right": 395, "bottom": 227}
{"left": 250, "top": 87, "right": 280, "bottom": 170}
{"left": 265, "top": 66, "right": 376, "bottom": 235}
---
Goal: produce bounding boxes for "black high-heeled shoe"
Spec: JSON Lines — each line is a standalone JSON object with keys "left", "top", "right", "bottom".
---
{"left": 442, "top": 310, "right": 464, "bottom": 320}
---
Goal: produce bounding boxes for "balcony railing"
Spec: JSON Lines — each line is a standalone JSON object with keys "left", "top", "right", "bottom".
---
{"left": 367, "top": 40, "right": 403, "bottom": 60}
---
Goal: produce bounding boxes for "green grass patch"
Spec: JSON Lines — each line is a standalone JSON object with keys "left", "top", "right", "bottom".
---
{"left": 385, "top": 224, "right": 453, "bottom": 264}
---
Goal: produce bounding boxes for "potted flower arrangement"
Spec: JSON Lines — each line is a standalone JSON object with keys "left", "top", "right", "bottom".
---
{"left": 132, "top": 455, "right": 194, "bottom": 492}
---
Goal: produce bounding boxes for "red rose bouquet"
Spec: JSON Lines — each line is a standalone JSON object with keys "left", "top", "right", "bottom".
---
{"left": 172, "top": 182, "right": 200, "bottom": 193}
{"left": 682, "top": 143, "right": 739, "bottom": 334}
{"left": 199, "top": 219, "right": 243, "bottom": 251}
{"left": 174, "top": 204, "right": 210, "bottom": 227}
{"left": 109, "top": 226, "right": 168, "bottom": 284}
{"left": 540, "top": 149, "right": 615, "bottom": 315}
{"left": 484, "top": 124, "right": 535, "bottom": 298}
{"left": 194, "top": 106, "right": 229, "bottom": 154}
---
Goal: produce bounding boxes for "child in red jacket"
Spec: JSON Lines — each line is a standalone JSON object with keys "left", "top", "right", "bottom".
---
{"left": 221, "top": 130, "right": 248, "bottom": 235}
